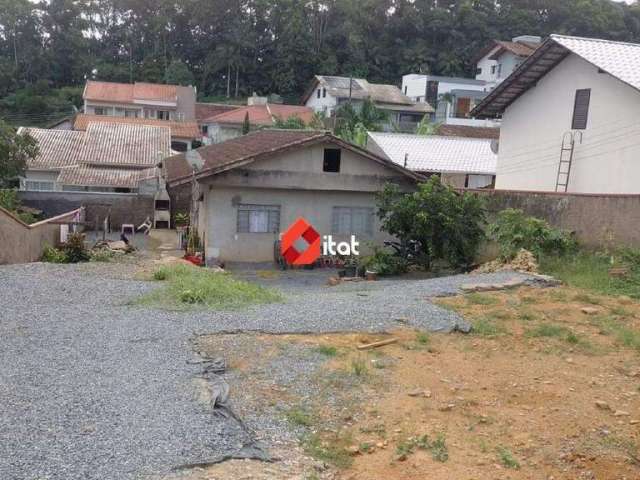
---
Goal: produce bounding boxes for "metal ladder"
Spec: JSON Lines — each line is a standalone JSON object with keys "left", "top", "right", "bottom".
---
{"left": 555, "top": 131, "right": 582, "bottom": 192}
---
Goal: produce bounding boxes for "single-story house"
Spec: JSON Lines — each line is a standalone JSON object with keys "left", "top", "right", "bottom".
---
{"left": 164, "top": 129, "right": 422, "bottom": 263}
{"left": 366, "top": 132, "right": 496, "bottom": 189}
{"left": 472, "top": 34, "right": 640, "bottom": 194}
{"left": 73, "top": 113, "right": 200, "bottom": 152}
{"left": 195, "top": 102, "right": 241, "bottom": 136}
{"left": 199, "top": 96, "right": 315, "bottom": 144}
{"left": 303, "top": 75, "right": 434, "bottom": 130}
{"left": 18, "top": 122, "right": 173, "bottom": 228}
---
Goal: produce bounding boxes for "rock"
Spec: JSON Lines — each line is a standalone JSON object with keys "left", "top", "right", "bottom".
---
{"left": 376, "top": 442, "right": 384, "bottom": 448}
{"left": 595, "top": 400, "right": 610, "bottom": 410}
{"left": 581, "top": 307, "right": 599, "bottom": 315}
{"left": 439, "top": 403, "right": 455, "bottom": 412}
{"left": 630, "top": 420, "right": 639, "bottom": 425}
{"left": 346, "top": 445, "right": 360, "bottom": 455}
{"left": 408, "top": 389, "right": 424, "bottom": 397}
{"left": 454, "top": 321, "right": 472, "bottom": 334}
{"left": 613, "top": 410, "right": 630, "bottom": 417}
{"left": 423, "top": 390, "right": 432, "bottom": 398}
{"left": 327, "top": 276, "right": 341, "bottom": 286}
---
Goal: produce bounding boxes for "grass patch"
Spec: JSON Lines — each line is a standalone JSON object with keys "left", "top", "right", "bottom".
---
{"left": 517, "top": 309, "right": 537, "bottom": 322}
{"left": 314, "top": 345, "right": 338, "bottom": 357}
{"left": 497, "top": 446, "right": 520, "bottom": 469}
{"left": 137, "top": 264, "right": 282, "bottom": 310}
{"left": 465, "top": 293, "right": 499, "bottom": 305}
{"left": 302, "top": 432, "right": 353, "bottom": 469}
{"left": 526, "top": 323, "right": 568, "bottom": 338}
{"left": 395, "top": 434, "right": 448, "bottom": 462}
{"left": 573, "top": 293, "right": 602, "bottom": 305}
{"left": 416, "top": 331, "right": 430, "bottom": 345}
{"left": 541, "top": 250, "right": 640, "bottom": 299}
{"left": 285, "top": 406, "right": 315, "bottom": 427}
{"left": 350, "top": 356, "right": 369, "bottom": 377}
{"left": 472, "top": 317, "right": 507, "bottom": 337}
{"left": 594, "top": 315, "right": 640, "bottom": 352}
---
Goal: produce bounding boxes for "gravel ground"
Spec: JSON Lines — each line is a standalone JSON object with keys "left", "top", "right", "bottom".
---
{"left": 0, "top": 262, "right": 532, "bottom": 479}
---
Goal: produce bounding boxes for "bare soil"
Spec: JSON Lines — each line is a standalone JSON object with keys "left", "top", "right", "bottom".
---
{"left": 185, "top": 285, "right": 640, "bottom": 480}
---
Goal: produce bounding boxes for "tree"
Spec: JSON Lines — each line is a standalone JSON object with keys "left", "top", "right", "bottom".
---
{"left": 0, "top": 120, "right": 38, "bottom": 187}
{"left": 334, "top": 98, "right": 388, "bottom": 146}
{"left": 165, "top": 60, "right": 195, "bottom": 86}
{"left": 376, "top": 176, "right": 486, "bottom": 270}
{"left": 272, "top": 114, "right": 306, "bottom": 129}
{"left": 242, "top": 111, "right": 250, "bottom": 134}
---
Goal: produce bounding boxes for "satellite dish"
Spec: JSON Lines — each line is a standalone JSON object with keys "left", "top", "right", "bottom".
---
{"left": 490, "top": 139, "right": 499, "bottom": 154}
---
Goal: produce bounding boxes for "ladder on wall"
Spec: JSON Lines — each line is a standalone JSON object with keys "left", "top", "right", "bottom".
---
{"left": 555, "top": 131, "right": 582, "bottom": 192}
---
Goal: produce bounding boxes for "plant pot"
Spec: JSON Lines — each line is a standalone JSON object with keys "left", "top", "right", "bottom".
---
{"left": 365, "top": 270, "right": 378, "bottom": 281}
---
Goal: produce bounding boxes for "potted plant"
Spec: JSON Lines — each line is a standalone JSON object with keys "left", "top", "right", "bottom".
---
{"left": 344, "top": 257, "right": 358, "bottom": 277}
{"left": 174, "top": 212, "right": 189, "bottom": 228}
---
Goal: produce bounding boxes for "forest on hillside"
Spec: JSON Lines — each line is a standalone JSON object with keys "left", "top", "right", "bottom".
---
{"left": 1, "top": 0, "right": 640, "bottom": 124}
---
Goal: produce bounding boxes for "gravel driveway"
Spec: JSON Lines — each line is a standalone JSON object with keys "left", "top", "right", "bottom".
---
{"left": 0, "top": 262, "right": 530, "bottom": 479}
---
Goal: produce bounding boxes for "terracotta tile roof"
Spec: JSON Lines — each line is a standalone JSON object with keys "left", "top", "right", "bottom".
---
{"left": 165, "top": 129, "right": 423, "bottom": 185}
{"left": 19, "top": 128, "right": 85, "bottom": 170}
{"left": 195, "top": 103, "right": 241, "bottom": 122}
{"left": 22, "top": 122, "right": 172, "bottom": 188}
{"left": 74, "top": 114, "right": 199, "bottom": 139}
{"left": 436, "top": 124, "right": 500, "bottom": 140}
{"left": 203, "top": 104, "right": 315, "bottom": 126}
{"left": 83, "top": 81, "right": 179, "bottom": 104}
{"left": 57, "top": 165, "right": 157, "bottom": 188}
{"left": 489, "top": 40, "right": 538, "bottom": 59}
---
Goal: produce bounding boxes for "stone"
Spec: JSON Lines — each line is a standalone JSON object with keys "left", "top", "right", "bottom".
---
{"left": 408, "top": 389, "right": 424, "bottom": 397}
{"left": 595, "top": 400, "right": 610, "bottom": 410}
{"left": 346, "top": 445, "right": 360, "bottom": 455}
{"left": 613, "top": 410, "right": 630, "bottom": 417}
{"left": 630, "top": 420, "right": 639, "bottom": 425}
{"left": 327, "top": 277, "right": 341, "bottom": 286}
{"left": 423, "top": 390, "right": 432, "bottom": 398}
{"left": 581, "top": 307, "right": 599, "bottom": 315}
{"left": 439, "top": 403, "right": 455, "bottom": 412}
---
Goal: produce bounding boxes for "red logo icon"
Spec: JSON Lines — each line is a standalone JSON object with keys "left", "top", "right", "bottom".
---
{"left": 281, "top": 217, "right": 321, "bottom": 265}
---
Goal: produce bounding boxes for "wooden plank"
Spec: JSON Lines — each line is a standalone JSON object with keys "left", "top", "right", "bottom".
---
{"left": 356, "top": 338, "right": 398, "bottom": 350}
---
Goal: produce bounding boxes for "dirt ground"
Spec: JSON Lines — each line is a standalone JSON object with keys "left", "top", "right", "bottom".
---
{"left": 181, "top": 284, "right": 640, "bottom": 480}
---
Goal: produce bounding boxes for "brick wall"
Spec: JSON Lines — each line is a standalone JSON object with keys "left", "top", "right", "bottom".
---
{"left": 471, "top": 189, "right": 640, "bottom": 248}
{"left": 19, "top": 191, "right": 154, "bottom": 230}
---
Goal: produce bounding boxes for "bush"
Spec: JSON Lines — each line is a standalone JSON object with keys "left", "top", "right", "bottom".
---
{"left": 377, "top": 177, "right": 486, "bottom": 270}
{"left": 41, "top": 244, "right": 67, "bottom": 263}
{"left": 489, "top": 209, "right": 576, "bottom": 260}
{"left": 62, "top": 232, "right": 90, "bottom": 263}
{"left": 90, "top": 249, "right": 115, "bottom": 262}
{"left": 361, "top": 247, "right": 408, "bottom": 276}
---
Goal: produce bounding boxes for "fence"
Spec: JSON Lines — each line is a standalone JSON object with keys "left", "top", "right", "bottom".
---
{"left": 0, "top": 206, "right": 84, "bottom": 264}
{"left": 469, "top": 189, "right": 640, "bottom": 248}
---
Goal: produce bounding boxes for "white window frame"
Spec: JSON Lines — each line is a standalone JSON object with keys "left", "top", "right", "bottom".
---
{"left": 24, "top": 180, "right": 55, "bottom": 191}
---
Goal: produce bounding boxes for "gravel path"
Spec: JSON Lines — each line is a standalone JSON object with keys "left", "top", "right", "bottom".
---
{"left": 0, "top": 262, "right": 531, "bottom": 479}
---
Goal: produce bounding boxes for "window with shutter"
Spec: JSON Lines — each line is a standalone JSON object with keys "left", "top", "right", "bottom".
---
{"left": 331, "top": 207, "right": 374, "bottom": 235}
{"left": 237, "top": 204, "right": 280, "bottom": 233}
{"left": 572, "top": 89, "right": 591, "bottom": 130}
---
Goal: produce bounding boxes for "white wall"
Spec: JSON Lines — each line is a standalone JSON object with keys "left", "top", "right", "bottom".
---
{"left": 305, "top": 85, "right": 338, "bottom": 115}
{"left": 497, "top": 52, "right": 522, "bottom": 81}
{"left": 401, "top": 74, "right": 486, "bottom": 103}
{"left": 476, "top": 50, "right": 499, "bottom": 83}
{"left": 497, "top": 53, "right": 640, "bottom": 193}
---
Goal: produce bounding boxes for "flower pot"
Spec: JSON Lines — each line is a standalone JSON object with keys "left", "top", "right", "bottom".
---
{"left": 365, "top": 270, "right": 378, "bottom": 281}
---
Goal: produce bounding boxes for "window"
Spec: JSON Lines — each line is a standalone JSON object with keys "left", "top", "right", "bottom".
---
{"left": 404, "top": 85, "right": 408, "bottom": 94}
{"left": 476, "top": 67, "right": 482, "bottom": 75}
{"left": 94, "top": 107, "right": 106, "bottom": 116}
{"left": 237, "top": 204, "right": 280, "bottom": 233}
{"left": 323, "top": 148, "right": 341, "bottom": 172}
{"left": 572, "top": 89, "right": 591, "bottom": 130}
{"left": 322, "top": 87, "right": 326, "bottom": 98}
{"left": 317, "top": 89, "right": 321, "bottom": 99}
{"left": 490, "top": 65, "right": 497, "bottom": 75}
{"left": 63, "top": 185, "right": 86, "bottom": 192}
{"left": 157, "top": 110, "right": 170, "bottom": 120}
{"left": 497, "top": 64, "right": 502, "bottom": 77}
{"left": 24, "top": 181, "right": 54, "bottom": 191}
{"left": 332, "top": 207, "right": 374, "bottom": 235}
{"left": 201, "top": 125, "right": 209, "bottom": 135}
{"left": 124, "top": 109, "right": 138, "bottom": 118}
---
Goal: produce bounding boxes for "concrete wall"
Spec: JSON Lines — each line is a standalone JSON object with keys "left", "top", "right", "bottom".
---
{"left": 473, "top": 189, "right": 640, "bottom": 248}
{"left": 498, "top": 53, "right": 640, "bottom": 194}
{"left": 19, "top": 191, "right": 154, "bottom": 230}
{"left": 0, "top": 207, "right": 83, "bottom": 264}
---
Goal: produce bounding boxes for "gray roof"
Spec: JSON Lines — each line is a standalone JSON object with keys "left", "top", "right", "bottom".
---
{"left": 472, "top": 34, "right": 640, "bottom": 118}
{"left": 367, "top": 132, "right": 496, "bottom": 175}
{"left": 403, "top": 74, "right": 487, "bottom": 86}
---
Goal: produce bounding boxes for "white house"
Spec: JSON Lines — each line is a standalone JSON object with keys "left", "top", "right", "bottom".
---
{"left": 400, "top": 74, "right": 499, "bottom": 128}
{"left": 302, "top": 75, "right": 433, "bottom": 130}
{"left": 474, "top": 36, "right": 541, "bottom": 89}
{"left": 366, "top": 131, "right": 496, "bottom": 189}
{"left": 471, "top": 34, "right": 640, "bottom": 194}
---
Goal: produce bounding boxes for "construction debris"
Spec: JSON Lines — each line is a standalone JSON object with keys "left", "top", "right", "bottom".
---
{"left": 473, "top": 248, "right": 538, "bottom": 274}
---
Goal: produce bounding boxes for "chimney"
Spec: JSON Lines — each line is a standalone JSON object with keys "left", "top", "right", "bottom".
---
{"left": 247, "top": 92, "right": 268, "bottom": 106}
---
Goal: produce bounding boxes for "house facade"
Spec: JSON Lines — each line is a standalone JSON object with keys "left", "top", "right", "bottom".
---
{"left": 400, "top": 74, "right": 498, "bottom": 128}
{"left": 303, "top": 75, "right": 433, "bottom": 131}
{"left": 165, "top": 130, "right": 421, "bottom": 263}
{"left": 472, "top": 34, "right": 640, "bottom": 194}
{"left": 475, "top": 36, "right": 541, "bottom": 89}
{"left": 366, "top": 132, "right": 496, "bottom": 189}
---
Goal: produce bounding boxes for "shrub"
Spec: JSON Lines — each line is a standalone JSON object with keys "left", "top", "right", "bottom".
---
{"left": 361, "top": 247, "right": 408, "bottom": 276}
{"left": 41, "top": 244, "right": 67, "bottom": 263}
{"left": 489, "top": 209, "right": 576, "bottom": 260}
{"left": 377, "top": 177, "right": 486, "bottom": 270}
{"left": 90, "top": 249, "right": 115, "bottom": 262}
{"left": 62, "top": 232, "right": 90, "bottom": 263}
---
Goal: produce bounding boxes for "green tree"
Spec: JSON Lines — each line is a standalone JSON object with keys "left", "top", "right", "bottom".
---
{"left": 272, "top": 115, "right": 306, "bottom": 129}
{"left": 242, "top": 111, "right": 250, "bottom": 134}
{"left": 376, "top": 176, "right": 486, "bottom": 270}
{"left": 165, "top": 60, "right": 195, "bottom": 86}
{"left": 0, "top": 119, "right": 38, "bottom": 186}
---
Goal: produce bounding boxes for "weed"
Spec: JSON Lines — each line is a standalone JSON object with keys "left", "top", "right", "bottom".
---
{"left": 360, "top": 423, "right": 386, "bottom": 437}
{"left": 594, "top": 315, "right": 640, "bottom": 352}
{"left": 41, "top": 244, "right": 67, "bottom": 263}
{"left": 566, "top": 331, "right": 580, "bottom": 344}
{"left": 526, "top": 323, "right": 568, "bottom": 338}
{"left": 430, "top": 434, "right": 449, "bottom": 462}
{"left": 137, "top": 264, "right": 282, "bottom": 310}
{"left": 466, "top": 293, "right": 498, "bottom": 305}
{"left": 573, "top": 293, "right": 602, "bottom": 305}
{"left": 90, "top": 249, "right": 115, "bottom": 262}
{"left": 395, "top": 434, "right": 448, "bottom": 462}
{"left": 285, "top": 406, "right": 315, "bottom": 427}
{"left": 520, "top": 296, "right": 536, "bottom": 304}
{"left": 350, "top": 356, "right": 368, "bottom": 377}
{"left": 359, "top": 442, "right": 374, "bottom": 453}
{"left": 497, "top": 446, "right": 520, "bottom": 469}
{"left": 315, "top": 345, "right": 338, "bottom": 357}
{"left": 472, "top": 317, "right": 506, "bottom": 337}
{"left": 518, "top": 309, "right": 537, "bottom": 321}
{"left": 416, "top": 331, "right": 430, "bottom": 345}
{"left": 549, "top": 290, "right": 568, "bottom": 301}
{"left": 302, "top": 432, "right": 353, "bottom": 468}
{"left": 611, "top": 306, "right": 632, "bottom": 317}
